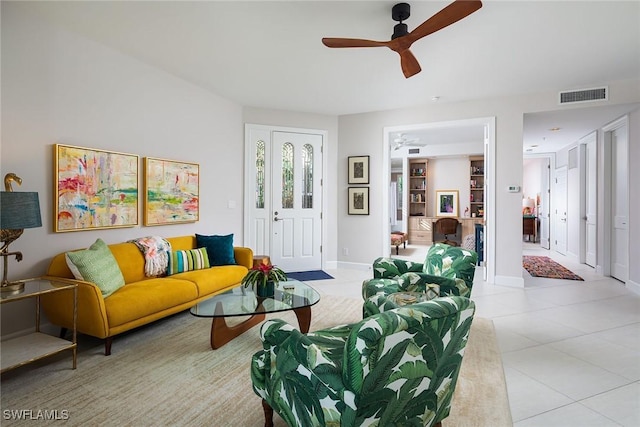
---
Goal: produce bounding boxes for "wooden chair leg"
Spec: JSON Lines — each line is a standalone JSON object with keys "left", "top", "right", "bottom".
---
{"left": 261, "top": 399, "right": 274, "bottom": 427}
{"left": 105, "top": 337, "right": 113, "bottom": 356}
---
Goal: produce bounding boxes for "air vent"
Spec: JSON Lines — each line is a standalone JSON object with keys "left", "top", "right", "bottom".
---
{"left": 408, "top": 148, "right": 420, "bottom": 154}
{"left": 559, "top": 86, "right": 607, "bottom": 105}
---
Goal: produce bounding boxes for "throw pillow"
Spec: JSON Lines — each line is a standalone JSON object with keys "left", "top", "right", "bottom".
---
{"left": 196, "top": 233, "right": 236, "bottom": 266}
{"left": 65, "top": 238, "right": 125, "bottom": 298}
{"left": 167, "top": 248, "right": 210, "bottom": 275}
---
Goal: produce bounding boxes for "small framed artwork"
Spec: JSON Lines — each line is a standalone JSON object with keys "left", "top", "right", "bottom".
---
{"left": 348, "top": 187, "right": 369, "bottom": 215}
{"left": 436, "top": 190, "right": 459, "bottom": 217}
{"left": 144, "top": 157, "right": 200, "bottom": 225}
{"left": 54, "top": 144, "right": 139, "bottom": 232}
{"left": 348, "top": 155, "right": 370, "bottom": 184}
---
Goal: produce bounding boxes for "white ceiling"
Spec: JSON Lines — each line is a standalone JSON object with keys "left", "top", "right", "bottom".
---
{"left": 12, "top": 0, "right": 640, "bottom": 153}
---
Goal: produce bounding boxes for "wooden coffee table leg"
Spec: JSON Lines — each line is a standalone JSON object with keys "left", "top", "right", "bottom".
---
{"left": 210, "top": 302, "right": 265, "bottom": 349}
{"left": 293, "top": 306, "right": 312, "bottom": 333}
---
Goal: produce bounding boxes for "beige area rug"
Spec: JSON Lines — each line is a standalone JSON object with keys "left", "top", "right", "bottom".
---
{"left": 0, "top": 296, "right": 511, "bottom": 426}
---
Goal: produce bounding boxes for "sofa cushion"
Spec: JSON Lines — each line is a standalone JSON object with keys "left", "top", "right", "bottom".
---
{"left": 104, "top": 278, "right": 198, "bottom": 327}
{"left": 65, "top": 238, "right": 125, "bottom": 298}
{"left": 168, "top": 248, "right": 210, "bottom": 275}
{"left": 196, "top": 233, "right": 236, "bottom": 266}
{"left": 171, "top": 265, "right": 248, "bottom": 296}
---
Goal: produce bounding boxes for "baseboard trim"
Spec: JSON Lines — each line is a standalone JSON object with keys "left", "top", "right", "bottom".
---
{"left": 336, "top": 261, "right": 371, "bottom": 271}
{"left": 627, "top": 279, "right": 640, "bottom": 296}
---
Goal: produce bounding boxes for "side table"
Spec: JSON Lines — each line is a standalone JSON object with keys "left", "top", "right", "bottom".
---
{"left": 1, "top": 277, "right": 78, "bottom": 373}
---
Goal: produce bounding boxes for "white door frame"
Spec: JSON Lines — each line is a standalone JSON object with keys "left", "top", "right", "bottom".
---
{"left": 602, "top": 115, "right": 629, "bottom": 281}
{"left": 244, "top": 124, "right": 328, "bottom": 270}
{"left": 579, "top": 132, "right": 597, "bottom": 267}
{"left": 523, "top": 153, "right": 555, "bottom": 250}
{"left": 553, "top": 166, "right": 568, "bottom": 255}
{"left": 382, "top": 117, "right": 496, "bottom": 284}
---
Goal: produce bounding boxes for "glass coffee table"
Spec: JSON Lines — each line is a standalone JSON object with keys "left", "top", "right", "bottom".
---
{"left": 190, "top": 279, "right": 320, "bottom": 349}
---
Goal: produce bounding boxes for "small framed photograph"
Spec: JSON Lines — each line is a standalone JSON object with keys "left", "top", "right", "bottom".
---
{"left": 436, "top": 190, "right": 459, "bottom": 217}
{"left": 348, "top": 187, "right": 369, "bottom": 215}
{"left": 348, "top": 155, "right": 369, "bottom": 184}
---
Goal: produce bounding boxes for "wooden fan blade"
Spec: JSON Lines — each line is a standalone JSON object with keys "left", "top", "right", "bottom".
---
{"left": 322, "top": 38, "right": 388, "bottom": 48}
{"left": 398, "top": 49, "right": 421, "bottom": 78}
{"left": 407, "top": 0, "right": 482, "bottom": 44}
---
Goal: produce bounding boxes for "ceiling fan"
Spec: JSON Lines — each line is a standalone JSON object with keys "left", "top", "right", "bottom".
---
{"left": 322, "top": 0, "right": 483, "bottom": 78}
{"left": 392, "top": 133, "right": 422, "bottom": 150}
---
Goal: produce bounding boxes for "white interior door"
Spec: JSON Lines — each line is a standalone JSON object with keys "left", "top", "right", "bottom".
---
{"left": 583, "top": 134, "right": 597, "bottom": 267}
{"left": 554, "top": 166, "right": 568, "bottom": 255}
{"left": 539, "top": 158, "right": 551, "bottom": 249}
{"left": 610, "top": 125, "right": 628, "bottom": 281}
{"left": 271, "top": 131, "right": 323, "bottom": 272}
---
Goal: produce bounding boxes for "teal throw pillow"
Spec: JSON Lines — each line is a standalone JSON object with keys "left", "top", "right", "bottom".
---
{"left": 168, "top": 248, "right": 210, "bottom": 275}
{"left": 196, "top": 233, "right": 236, "bottom": 266}
{"left": 65, "top": 238, "right": 125, "bottom": 298}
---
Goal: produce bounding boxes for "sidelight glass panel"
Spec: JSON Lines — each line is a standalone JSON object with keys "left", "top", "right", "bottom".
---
{"left": 255, "top": 140, "right": 265, "bottom": 209}
{"left": 282, "top": 142, "right": 294, "bottom": 209}
{"left": 302, "top": 144, "right": 313, "bottom": 208}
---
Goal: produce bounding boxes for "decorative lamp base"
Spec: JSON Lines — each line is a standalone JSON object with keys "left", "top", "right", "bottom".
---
{"left": 1, "top": 281, "right": 26, "bottom": 295}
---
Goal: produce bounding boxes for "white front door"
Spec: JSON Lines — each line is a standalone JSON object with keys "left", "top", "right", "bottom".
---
{"left": 610, "top": 124, "right": 628, "bottom": 282}
{"left": 583, "top": 133, "right": 597, "bottom": 267}
{"left": 554, "top": 166, "right": 568, "bottom": 255}
{"left": 270, "top": 131, "right": 323, "bottom": 272}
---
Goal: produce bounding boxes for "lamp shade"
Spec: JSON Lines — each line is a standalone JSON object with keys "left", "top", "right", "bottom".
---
{"left": 0, "top": 192, "right": 42, "bottom": 230}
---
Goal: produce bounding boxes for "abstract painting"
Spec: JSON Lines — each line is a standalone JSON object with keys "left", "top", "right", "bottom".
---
{"left": 54, "top": 144, "right": 139, "bottom": 232}
{"left": 144, "top": 157, "right": 199, "bottom": 225}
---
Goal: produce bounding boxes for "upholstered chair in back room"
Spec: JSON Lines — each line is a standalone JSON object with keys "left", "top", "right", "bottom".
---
{"left": 251, "top": 296, "right": 476, "bottom": 427}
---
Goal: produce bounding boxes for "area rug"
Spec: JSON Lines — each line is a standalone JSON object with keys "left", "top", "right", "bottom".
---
{"left": 0, "top": 296, "right": 511, "bottom": 426}
{"left": 523, "top": 255, "right": 584, "bottom": 280}
{"left": 286, "top": 270, "right": 334, "bottom": 281}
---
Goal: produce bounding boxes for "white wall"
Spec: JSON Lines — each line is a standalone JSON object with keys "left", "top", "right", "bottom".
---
{"left": 1, "top": 6, "right": 244, "bottom": 334}
{"left": 337, "top": 82, "right": 640, "bottom": 286}
{"left": 428, "top": 157, "right": 472, "bottom": 217}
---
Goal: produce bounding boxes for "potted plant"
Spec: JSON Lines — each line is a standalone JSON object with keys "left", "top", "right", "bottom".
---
{"left": 241, "top": 263, "right": 287, "bottom": 297}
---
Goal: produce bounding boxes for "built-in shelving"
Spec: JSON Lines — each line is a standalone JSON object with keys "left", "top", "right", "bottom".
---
{"left": 469, "top": 156, "right": 485, "bottom": 218}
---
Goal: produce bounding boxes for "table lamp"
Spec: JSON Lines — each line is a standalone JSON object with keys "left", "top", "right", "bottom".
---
{"left": 1, "top": 173, "right": 42, "bottom": 294}
{"left": 522, "top": 197, "right": 535, "bottom": 215}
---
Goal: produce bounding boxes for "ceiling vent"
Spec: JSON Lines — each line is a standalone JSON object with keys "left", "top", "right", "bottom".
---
{"left": 559, "top": 86, "right": 608, "bottom": 105}
{"left": 408, "top": 148, "right": 420, "bottom": 154}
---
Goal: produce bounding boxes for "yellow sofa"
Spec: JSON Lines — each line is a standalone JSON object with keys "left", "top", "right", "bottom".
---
{"left": 42, "top": 235, "right": 253, "bottom": 355}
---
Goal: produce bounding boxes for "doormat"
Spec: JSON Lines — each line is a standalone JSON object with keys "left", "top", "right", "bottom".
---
{"left": 522, "top": 256, "right": 584, "bottom": 281}
{"left": 286, "top": 270, "right": 334, "bottom": 281}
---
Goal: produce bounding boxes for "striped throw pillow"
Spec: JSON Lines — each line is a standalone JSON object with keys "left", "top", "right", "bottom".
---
{"left": 167, "top": 248, "right": 210, "bottom": 275}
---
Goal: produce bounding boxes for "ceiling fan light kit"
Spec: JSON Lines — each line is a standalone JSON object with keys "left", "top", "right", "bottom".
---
{"left": 322, "top": 0, "right": 483, "bottom": 78}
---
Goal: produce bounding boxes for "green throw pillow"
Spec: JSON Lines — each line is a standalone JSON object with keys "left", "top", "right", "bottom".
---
{"left": 65, "top": 238, "right": 125, "bottom": 298}
{"left": 168, "top": 248, "right": 210, "bottom": 275}
{"left": 196, "top": 233, "right": 236, "bottom": 266}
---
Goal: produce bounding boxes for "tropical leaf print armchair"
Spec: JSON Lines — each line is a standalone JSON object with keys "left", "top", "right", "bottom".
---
{"left": 362, "top": 243, "right": 478, "bottom": 304}
{"left": 251, "top": 296, "right": 476, "bottom": 427}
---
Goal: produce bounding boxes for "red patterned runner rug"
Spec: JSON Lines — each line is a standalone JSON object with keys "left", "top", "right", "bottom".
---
{"left": 522, "top": 256, "right": 584, "bottom": 281}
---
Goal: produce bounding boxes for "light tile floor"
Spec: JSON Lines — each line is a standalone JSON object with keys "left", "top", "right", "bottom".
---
{"left": 311, "top": 242, "right": 640, "bottom": 426}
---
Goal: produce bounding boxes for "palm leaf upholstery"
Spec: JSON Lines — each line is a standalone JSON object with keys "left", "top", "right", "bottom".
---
{"left": 423, "top": 243, "right": 478, "bottom": 291}
{"left": 362, "top": 244, "right": 478, "bottom": 306}
{"left": 251, "top": 296, "right": 475, "bottom": 427}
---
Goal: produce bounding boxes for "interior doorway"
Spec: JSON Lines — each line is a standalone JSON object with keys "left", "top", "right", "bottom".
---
{"left": 382, "top": 117, "right": 496, "bottom": 283}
